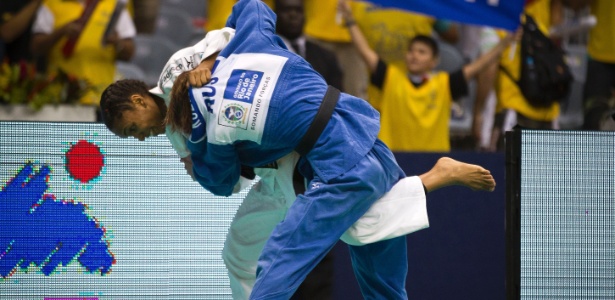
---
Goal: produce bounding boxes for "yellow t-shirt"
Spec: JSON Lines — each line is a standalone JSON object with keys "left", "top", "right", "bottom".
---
{"left": 588, "top": 0, "right": 615, "bottom": 63}
{"left": 350, "top": 2, "right": 437, "bottom": 112}
{"left": 378, "top": 66, "right": 452, "bottom": 152}
{"left": 206, "top": 0, "right": 275, "bottom": 31}
{"left": 496, "top": 0, "right": 559, "bottom": 121}
{"left": 45, "top": 0, "right": 118, "bottom": 105}
{"left": 352, "top": 2, "right": 435, "bottom": 70}
{"left": 304, "top": 0, "right": 435, "bottom": 45}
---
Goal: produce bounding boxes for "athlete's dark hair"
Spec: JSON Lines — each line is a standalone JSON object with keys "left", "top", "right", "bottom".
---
{"left": 166, "top": 72, "right": 193, "bottom": 135}
{"left": 409, "top": 35, "right": 439, "bottom": 57}
{"left": 99, "top": 79, "right": 162, "bottom": 130}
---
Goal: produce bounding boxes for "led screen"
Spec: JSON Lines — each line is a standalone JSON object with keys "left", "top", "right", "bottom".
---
{"left": 0, "top": 121, "right": 246, "bottom": 299}
{"left": 512, "top": 130, "right": 615, "bottom": 299}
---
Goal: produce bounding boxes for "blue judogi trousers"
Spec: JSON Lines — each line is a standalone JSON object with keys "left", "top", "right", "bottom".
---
{"left": 250, "top": 140, "right": 408, "bottom": 300}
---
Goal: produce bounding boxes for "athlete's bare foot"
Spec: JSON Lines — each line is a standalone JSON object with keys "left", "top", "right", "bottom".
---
{"left": 419, "top": 157, "right": 496, "bottom": 192}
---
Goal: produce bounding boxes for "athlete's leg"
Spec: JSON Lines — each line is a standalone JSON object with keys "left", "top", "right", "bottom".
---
{"left": 249, "top": 140, "right": 406, "bottom": 300}
{"left": 227, "top": 153, "right": 495, "bottom": 298}
{"left": 342, "top": 157, "right": 496, "bottom": 246}
{"left": 222, "top": 172, "right": 288, "bottom": 300}
{"left": 419, "top": 157, "right": 496, "bottom": 193}
{"left": 223, "top": 153, "right": 301, "bottom": 299}
{"left": 345, "top": 141, "right": 409, "bottom": 300}
{"left": 341, "top": 176, "right": 429, "bottom": 246}
{"left": 349, "top": 236, "right": 408, "bottom": 300}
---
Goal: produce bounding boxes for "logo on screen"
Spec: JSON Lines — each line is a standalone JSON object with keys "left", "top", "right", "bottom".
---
{"left": 0, "top": 163, "right": 114, "bottom": 278}
{"left": 223, "top": 69, "right": 263, "bottom": 104}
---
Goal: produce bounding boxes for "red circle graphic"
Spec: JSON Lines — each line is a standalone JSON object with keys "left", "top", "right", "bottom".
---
{"left": 65, "top": 140, "right": 104, "bottom": 183}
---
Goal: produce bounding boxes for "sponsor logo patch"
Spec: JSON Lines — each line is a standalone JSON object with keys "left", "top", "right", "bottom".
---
{"left": 222, "top": 104, "right": 247, "bottom": 124}
{"left": 223, "top": 69, "right": 263, "bottom": 104}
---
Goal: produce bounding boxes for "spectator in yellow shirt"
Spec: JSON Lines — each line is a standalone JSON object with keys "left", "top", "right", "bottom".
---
{"left": 30, "top": 0, "right": 135, "bottom": 106}
{"left": 340, "top": 0, "right": 516, "bottom": 152}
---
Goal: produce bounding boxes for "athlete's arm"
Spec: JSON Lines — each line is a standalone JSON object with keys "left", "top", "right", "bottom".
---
{"left": 462, "top": 30, "right": 518, "bottom": 80}
{"left": 188, "top": 52, "right": 218, "bottom": 87}
{"left": 338, "top": 0, "right": 379, "bottom": 74}
{"left": 154, "top": 27, "right": 235, "bottom": 98}
{"left": 188, "top": 141, "right": 242, "bottom": 197}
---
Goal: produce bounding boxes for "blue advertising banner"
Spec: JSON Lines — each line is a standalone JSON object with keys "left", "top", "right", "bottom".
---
{"left": 367, "top": 0, "right": 524, "bottom": 31}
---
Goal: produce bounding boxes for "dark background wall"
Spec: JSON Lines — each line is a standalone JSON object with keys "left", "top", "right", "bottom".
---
{"left": 333, "top": 152, "right": 506, "bottom": 300}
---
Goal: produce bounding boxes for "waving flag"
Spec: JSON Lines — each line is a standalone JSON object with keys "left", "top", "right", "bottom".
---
{"left": 366, "top": 0, "right": 524, "bottom": 31}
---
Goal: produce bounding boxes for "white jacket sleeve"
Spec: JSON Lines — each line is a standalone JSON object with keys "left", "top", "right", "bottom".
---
{"left": 164, "top": 127, "right": 191, "bottom": 158}
{"left": 149, "top": 28, "right": 236, "bottom": 159}
{"left": 151, "top": 27, "right": 236, "bottom": 100}
{"left": 341, "top": 176, "right": 430, "bottom": 246}
{"left": 193, "top": 27, "right": 236, "bottom": 64}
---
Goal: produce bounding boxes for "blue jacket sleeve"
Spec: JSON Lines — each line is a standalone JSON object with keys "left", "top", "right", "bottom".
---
{"left": 187, "top": 140, "right": 241, "bottom": 197}
{"left": 224, "top": 0, "right": 277, "bottom": 37}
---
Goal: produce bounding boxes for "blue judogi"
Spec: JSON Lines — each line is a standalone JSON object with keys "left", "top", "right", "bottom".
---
{"left": 186, "top": 0, "right": 408, "bottom": 299}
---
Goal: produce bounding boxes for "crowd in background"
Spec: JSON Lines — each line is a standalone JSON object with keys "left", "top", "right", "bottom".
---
{"left": 0, "top": 0, "right": 613, "bottom": 152}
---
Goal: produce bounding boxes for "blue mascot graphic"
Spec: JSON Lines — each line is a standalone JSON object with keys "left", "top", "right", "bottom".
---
{"left": 0, "top": 163, "right": 114, "bottom": 278}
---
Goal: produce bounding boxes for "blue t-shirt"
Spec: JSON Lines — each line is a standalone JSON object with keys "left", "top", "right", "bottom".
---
{"left": 187, "top": 0, "right": 381, "bottom": 196}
